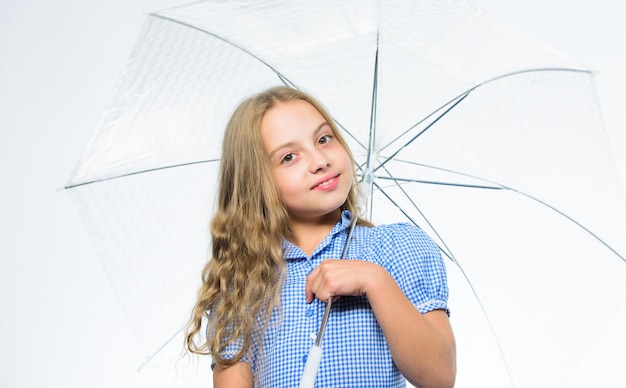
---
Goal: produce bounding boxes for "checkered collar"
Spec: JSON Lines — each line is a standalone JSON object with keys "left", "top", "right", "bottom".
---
{"left": 282, "top": 210, "right": 353, "bottom": 260}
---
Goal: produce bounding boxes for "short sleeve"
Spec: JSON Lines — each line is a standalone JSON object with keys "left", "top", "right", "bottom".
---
{"left": 207, "top": 319, "right": 250, "bottom": 369}
{"left": 373, "top": 223, "right": 450, "bottom": 316}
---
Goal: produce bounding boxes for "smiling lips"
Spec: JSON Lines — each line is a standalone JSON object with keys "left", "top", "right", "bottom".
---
{"left": 311, "top": 174, "right": 340, "bottom": 191}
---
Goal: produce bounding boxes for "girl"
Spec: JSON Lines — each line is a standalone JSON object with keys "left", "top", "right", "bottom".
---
{"left": 186, "top": 86, "right": 456, "bottom": 387}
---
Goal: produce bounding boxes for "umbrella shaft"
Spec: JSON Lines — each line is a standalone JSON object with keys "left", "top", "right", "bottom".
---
{"left": 314, "top": 214, "right": 358, "bottom": 347}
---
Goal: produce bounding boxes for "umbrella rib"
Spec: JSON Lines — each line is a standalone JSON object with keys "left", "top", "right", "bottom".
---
{"left": 137, "top": 327, "right": 184, "bottom": 372}
{"left": 149, "top": 13, "right": 298, "bottom": 89}
{"left": 335, "top": 119, "right": 368, "bottom": 152}
{"left": 147, "top": 14, "right": 370, "bottom": 157}
{"left": 408, "top": 161, "right": 625, "bottom": 262}
{"left": 375, "top": 179, "right": 517, "bottom": 387}
{"left": 373, "top": 176, "right": 457, "bottom": 263}
{"left": 477, "top": 66, "right": 592, "bottom": 88}
{"left": 373, "top": 92, "right": 471, "bottom": 174}
{"left": 365, "top": 29, "right": 380, "bottom": 176}
{"left": 372, "top": 159, "right": 505, "bottom": 190}
{"left": 375, "top": 176, "right": 502, "bottom": 190}
{"left": 374, "top": 160, "right": 626, "bottom": 263}
{"left": 378, "top": 91, "right": 469, "bottom": 155}
{"left": 374, "top": 180, "right": 516, "bottom": 383}
{"left": 377, "top": 66, "right": 593, "bottom": 157}
{"left": 513, "top": 188, "right": 626, "bottom": 263}
{"left": 64, "top": 159, "right": 220, "bottom": 189}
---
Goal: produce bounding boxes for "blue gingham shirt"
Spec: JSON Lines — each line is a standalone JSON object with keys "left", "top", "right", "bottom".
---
{"left": 220, "top": 210, "right": 449, "bottom": 387}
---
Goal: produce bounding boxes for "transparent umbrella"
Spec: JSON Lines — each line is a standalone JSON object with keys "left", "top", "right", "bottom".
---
{"left": 65, "top": 0, "right": 626, "bottom": 386}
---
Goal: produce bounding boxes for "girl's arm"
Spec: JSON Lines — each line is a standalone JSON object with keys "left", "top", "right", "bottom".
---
{"left": 306, "top": 260, "right": 456, "bottom": 388}
{"left": 213, "top": 362, "right": 253, "bottom": 388}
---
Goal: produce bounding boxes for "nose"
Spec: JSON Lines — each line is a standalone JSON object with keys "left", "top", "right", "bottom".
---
{"left": 309, "top": 149, "right": 330, "bottom": 173}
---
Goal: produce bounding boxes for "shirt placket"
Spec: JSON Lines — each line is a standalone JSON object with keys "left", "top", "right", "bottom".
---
{"left": 300, "top": 253, "right": 325, "bottom": 367}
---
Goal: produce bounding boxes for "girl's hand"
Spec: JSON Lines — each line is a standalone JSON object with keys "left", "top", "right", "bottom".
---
{"left": 305, "top": 259, "right": 384, "bottom": 303}
{"left": 304, "top": 260, "right": 456, "bottom": 387}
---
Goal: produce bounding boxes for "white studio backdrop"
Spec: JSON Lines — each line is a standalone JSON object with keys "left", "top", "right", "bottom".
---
{"left": 1, "top": 1, "right": 624, "bottom": 387}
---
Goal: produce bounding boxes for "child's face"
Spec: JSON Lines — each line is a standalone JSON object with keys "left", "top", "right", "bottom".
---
{"left": 260, "top": 99, "right": 353, "bottom": 222}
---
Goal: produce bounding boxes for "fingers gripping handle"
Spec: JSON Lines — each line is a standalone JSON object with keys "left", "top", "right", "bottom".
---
{"left": 299, "top": 345, "right": 323, "bottom": 388}
{"left": 298, "top": 202, "right": 359, "bottom": 388}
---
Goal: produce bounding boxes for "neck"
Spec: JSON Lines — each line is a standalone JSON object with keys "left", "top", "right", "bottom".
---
{"left": 288, "top": 209, "right": 342, "bottom": 256}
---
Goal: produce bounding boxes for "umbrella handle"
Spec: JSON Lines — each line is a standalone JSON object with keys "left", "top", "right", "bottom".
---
{"left": 299, "top": 345, "right": 323, "bottom": 388}
{"left": 298, "top": 210, "right": 358, "bottom": 388}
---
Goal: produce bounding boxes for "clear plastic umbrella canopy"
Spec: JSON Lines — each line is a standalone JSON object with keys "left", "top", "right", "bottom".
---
{"left": 66, "top": 0, "right": 626, "bottom": 386}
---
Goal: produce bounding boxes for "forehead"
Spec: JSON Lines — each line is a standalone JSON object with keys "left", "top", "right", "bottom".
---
{"left": 265, "top": 98, "right": 323, "bottom": 123}
{"left": 261, "top": 99, "right": 327, "bottom": 135}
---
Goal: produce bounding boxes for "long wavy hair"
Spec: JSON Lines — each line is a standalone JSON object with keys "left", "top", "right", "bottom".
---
{"left": 185, "top": 86, "right": 371, "bottom": 367}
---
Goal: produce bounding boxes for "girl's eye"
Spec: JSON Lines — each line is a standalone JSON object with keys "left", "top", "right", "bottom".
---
{"left": 281, "top": 153, "right": 295, "bottom": 163}
{"left": 318, "top": 134, "right": 332, "bottom": 145}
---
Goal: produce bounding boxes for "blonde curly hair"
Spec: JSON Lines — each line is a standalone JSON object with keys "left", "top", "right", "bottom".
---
{"left": 185, "top": 86, "right": 371, "bottom": 366}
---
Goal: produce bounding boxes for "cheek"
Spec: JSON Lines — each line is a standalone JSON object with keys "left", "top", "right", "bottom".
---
{"left": 272, "top": 170, "right": 294, "bottom": 198}
{"left": 340, "top": 152, "right": 354, "bottom": 176}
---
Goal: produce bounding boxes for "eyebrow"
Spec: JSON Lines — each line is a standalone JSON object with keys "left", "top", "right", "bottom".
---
{"left": 267, "top": 121, "right": 330, "bottom": 159}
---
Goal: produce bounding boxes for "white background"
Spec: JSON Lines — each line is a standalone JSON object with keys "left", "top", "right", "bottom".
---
{"left": 1, "top": 0, "right": 624, "bottom": 387}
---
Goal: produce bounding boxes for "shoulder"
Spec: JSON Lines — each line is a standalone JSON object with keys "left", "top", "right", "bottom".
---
{"left": 351, "top": 222, "right": 440, "bottom": 268}
{"left": 365, "top": 223, "right": 444, "bottom": 279}
{"left": 368, "top": 223, "right": 449, "bottom": 310}
{"left": 369, "top": 222, "right": 439, "bottom": 255}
